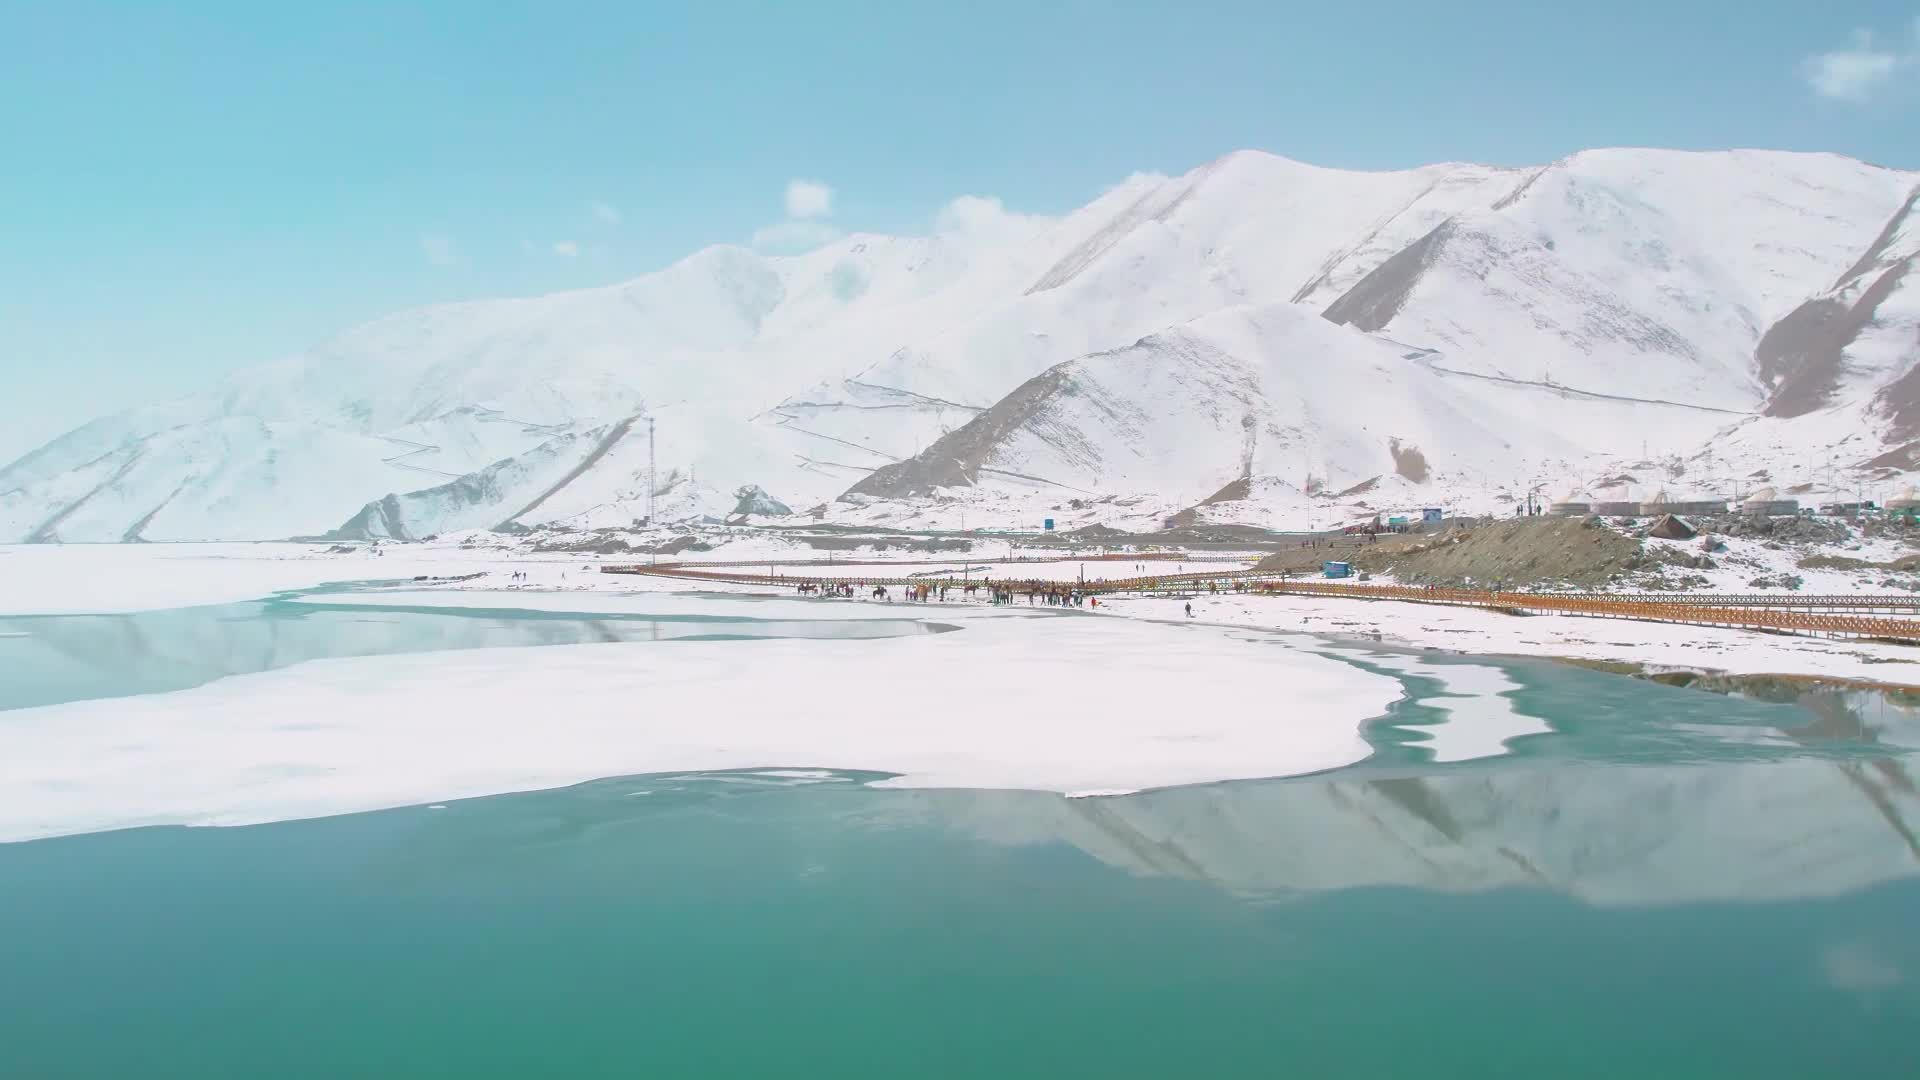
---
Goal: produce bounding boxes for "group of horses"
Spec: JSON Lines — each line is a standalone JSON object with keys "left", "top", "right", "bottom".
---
{"left": 991, "top": 583, "right": 1092, "bottom": 607}
{"left": 791, "top": 574, "right": 1264, "bottom": 605}
{"left": 793, "top": 581, "right": 985, "bottom": 602}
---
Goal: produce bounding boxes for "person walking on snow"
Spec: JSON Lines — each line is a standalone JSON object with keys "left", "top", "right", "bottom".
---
{"left": 1185, "top": 602, "right": 1192, "bottom": 618}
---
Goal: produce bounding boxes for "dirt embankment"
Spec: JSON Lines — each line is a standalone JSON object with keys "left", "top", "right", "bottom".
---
{"left": 1283, "top": 516, "right": 1647, "bottom": 590}
{"left": 1800, "top": 552, "right": 1920, "bottom": 573}
{"left": 1251, "top": 532, "right": 1431, "bottom": 574}
{"left": 800, "top": 536, "right": 973, "bottom": 554}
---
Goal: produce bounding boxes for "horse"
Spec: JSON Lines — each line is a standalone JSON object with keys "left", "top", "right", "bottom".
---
{"left": 872, "top": 585, "right": 890, "bottom": 601}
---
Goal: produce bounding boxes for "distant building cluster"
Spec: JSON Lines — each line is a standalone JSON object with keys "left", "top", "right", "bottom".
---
{"left": 1533, "top": 481, "right": 1920, "bottom": 521}
{"left": 1549, "top": 485, "right": 1807, "bottom": 519}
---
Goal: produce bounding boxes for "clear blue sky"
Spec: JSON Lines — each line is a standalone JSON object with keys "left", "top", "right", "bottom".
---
{"left": 3, "top": 0, "right": 1917, "bottom": 463}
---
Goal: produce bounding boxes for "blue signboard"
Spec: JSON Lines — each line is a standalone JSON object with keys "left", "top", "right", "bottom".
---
{"left": 1043, "top": 518, "right": 1054, "bottom": 531}
{"left": 1422, "top": 508, "right": 1443, "bottom": 524}
{"left": 1322, "top": 561, "right": 1352, "bottom": 579}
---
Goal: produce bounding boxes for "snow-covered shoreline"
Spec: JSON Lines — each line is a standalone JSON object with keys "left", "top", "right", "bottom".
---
{"left": 8, "top": 540, "right": 1920, "bottom": 683}
{"left": 6, "top": 540, "right": 1920, "bottom": 843}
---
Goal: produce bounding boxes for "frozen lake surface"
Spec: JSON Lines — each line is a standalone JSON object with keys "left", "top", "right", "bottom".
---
{"left": 2, "top": 578, "right": 1916, "bottom": 1075}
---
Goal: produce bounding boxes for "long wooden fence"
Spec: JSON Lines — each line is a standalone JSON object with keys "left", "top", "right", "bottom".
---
{"left": 600, "top": 563, "right": 1920, "bottom": 643}
{"left": 1526, "top": 592, "right": 1920, "bottom": 611}
{"left": 1247, "top": 581, "right": 1920, "bottom": 641}
{"left": 621, "top": 551, "right": 1256, "bottom": 569}
{"left": 600, "top": 562, "right": 1275, "bottom": 592}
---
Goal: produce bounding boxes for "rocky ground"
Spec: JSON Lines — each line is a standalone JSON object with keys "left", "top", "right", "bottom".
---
{"left": 1327, "top": 517, "right": 1642, "bottom": 590}
{"left": 1254, "top": 513, "right": 1920, "bottom": 593}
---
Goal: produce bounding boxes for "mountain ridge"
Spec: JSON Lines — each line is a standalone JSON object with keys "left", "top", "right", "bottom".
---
{"left": 6, "top": 146, "right": 1919, "bottom": 541}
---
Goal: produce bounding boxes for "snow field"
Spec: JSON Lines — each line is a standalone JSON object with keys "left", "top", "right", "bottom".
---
{"left": 0, "top": 610, "right": 1400, "bottom": 842}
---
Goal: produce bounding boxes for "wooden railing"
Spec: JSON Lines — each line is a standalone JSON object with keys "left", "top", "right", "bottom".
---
{"left": 599, "top": 564, "right": 1920, "bottom": 642}
{"left": 1249, "top": 582, "right": 1920, "bottom": 641}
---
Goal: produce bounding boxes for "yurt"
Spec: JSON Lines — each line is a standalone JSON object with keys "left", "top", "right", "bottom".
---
{"left": 1739, "top": 486, "right": 1799, "bottom": 517}
{"left": 1638, "top": 489, "right": 1726, "bottom": 517}
{"left": 1590, "top": 484, "right": 1639, "bottom": 517}
{"left": 1550, "top": 488, "right": 1593, "bottom": 515}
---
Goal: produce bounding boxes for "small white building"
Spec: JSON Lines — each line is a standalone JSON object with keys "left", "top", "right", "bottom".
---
{"left": 1639, "top": 490, "right": 1727, "bottom": 517}
{"left": 1739, "top": 486, "right": 1799, "bottom": 517}
{"left": 1589, "top": 484, "right": 1638, "bottom": 517}
{"left": 1550, "top": 488, "right": 1592, "bottom": 515}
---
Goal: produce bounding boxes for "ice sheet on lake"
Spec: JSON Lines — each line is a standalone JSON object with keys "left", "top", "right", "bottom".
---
{"left": 1344, "top": 651, "right": 1550, "bottom": 762}
{"left": 284, "top": 589, "right": 949, "bottom": 621}
{"left": 0, "top": 542, "right": 485, "bottom": 615}
{"left": 0, "top": 614, "right": 1399, "bottom": 842}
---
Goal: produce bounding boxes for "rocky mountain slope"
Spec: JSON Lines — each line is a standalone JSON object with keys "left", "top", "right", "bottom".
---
{"left": 5, "top": 148, "right": 1918, "bottom": 542}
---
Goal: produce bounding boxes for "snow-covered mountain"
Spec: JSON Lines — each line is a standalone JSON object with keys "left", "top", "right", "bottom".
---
{"left": 6, "top": 148, "right": 1918, "bottom": 542}
{"left": 1710, "top": 186, "right": 1920, "bottom": 481}
{"left": 847, "top": 301, "right": 1738, "bottom": 514}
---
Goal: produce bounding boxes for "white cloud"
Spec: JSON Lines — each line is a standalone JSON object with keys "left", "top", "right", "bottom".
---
{"left": 590, "top": 200, "right": 622, "bottom": 225}
{"left": 784, "top": 179, "right": 834, "bottom": 219}
{"left": 934, "top": 195, "right": 1052, "bottom": 246}
{"left": 747, "top": 177, "right": 1054, "bottom": 259}
{"left": 1802, "top": 25, "right": 1915, "bottom": 102}
{"left": 749, "top": 177, "right": 840, "bottom": 253}
{"left": 419, "top": 233, "right": 462, "bottom": 268}
{"left": 552, "top": 240, "right": 581, "bottom": 257}
{"left": 750, "top": 220, "right": 842, "bottom": 255}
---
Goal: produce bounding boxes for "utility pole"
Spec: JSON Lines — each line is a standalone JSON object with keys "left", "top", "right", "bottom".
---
{"left": 647, "top": 417, "right": 656, "bottom": 526}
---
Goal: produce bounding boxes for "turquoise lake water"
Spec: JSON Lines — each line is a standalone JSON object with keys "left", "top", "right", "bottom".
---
{"left": 1, "top": 593, "right": 1916, "bottom": 1077}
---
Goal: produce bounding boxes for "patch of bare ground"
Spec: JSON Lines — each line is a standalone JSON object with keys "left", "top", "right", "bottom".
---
{"left": 1387, "top": 438, "right": 1429, "bottom": 483}
{"left": 1275, "top": 516, "right": 1648, "bottom": 590}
